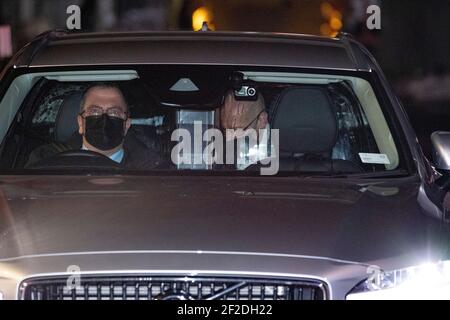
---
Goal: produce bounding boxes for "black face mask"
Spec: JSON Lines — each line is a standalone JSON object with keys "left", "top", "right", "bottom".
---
{"left": 84, "top": 114, "right": 125, "bottom": 151}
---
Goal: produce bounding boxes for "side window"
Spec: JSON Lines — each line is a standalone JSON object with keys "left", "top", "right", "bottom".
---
{"left": 4, "top": 82, "right": 87, "bottom": 168}
{"left": 328, "top": 82, "right": 381, "bottom": 171}
{"left": 31, "top": 83, "right": 86, "bottom": 141}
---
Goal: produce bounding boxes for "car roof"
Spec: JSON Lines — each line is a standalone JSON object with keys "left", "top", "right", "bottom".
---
{"left": 12, "top": 30, "right": 372, "bottom": 72}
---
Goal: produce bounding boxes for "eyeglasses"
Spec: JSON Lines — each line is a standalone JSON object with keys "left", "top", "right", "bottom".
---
{"left": 242, "top": 110, "right": 264, "bottom": 131}
{"left": 80, "top": 106, "right": 128, "bottom": 120}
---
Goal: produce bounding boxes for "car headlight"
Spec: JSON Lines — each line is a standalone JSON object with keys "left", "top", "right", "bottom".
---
{"left": 347, "top": 261, "right": 450, "bottom": 300}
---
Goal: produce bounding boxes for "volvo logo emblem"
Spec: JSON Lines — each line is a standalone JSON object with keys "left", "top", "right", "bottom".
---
{"left": 156, "top": 290, "right": 194, "bottom": 300}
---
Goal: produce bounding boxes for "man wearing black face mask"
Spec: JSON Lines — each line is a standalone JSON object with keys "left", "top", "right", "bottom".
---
{"left": 26, "top": 83, "right": 161, "bottom": 169}
{"left": 77, "top": 84, "right": 131, "bottom": 162}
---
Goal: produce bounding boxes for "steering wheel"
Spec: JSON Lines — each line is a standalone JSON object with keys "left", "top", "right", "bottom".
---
{"left": 29, "top": 149, "right": 122, "bottom": 170}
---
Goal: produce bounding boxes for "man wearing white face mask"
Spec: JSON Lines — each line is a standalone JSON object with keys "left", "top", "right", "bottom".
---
{"left": 220, "top": 90, "right": 272, "bottom": 170}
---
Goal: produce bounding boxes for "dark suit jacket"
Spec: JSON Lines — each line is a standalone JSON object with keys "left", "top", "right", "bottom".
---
{"left": 26, "top": 131, "right": 161, "bottom": 169}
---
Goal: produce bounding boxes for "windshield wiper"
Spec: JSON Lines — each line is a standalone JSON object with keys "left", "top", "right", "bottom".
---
{"left": 327, "top": 169, "right": 410, "bottom": 179}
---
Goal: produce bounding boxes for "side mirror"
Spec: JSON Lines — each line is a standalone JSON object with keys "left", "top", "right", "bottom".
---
{"left": 431, "top": 131, "right": 450, "bottom": 171}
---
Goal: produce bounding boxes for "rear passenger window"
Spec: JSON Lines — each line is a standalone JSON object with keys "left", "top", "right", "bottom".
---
{"left": 31, "top": 83, "right": 86, "bottom": 140}
{"left": 328, "top": 82, "right": 381, "bottom": 171}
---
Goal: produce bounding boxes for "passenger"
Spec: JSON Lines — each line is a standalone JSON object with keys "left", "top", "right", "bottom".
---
{"left": 219, "top": 90, "right": 272, "bottom": 170}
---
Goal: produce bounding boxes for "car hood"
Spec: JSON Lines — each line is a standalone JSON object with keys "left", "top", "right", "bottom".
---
{"left": 0, "top": 174, "right": 442, "bottom": 265}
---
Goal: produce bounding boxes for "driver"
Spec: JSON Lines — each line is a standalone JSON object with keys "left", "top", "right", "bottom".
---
{"left": 26, "top": 83, "right": 161, "bottom": 169}
{"left": 77, "top": 83, "right": 131, "bottom": 162}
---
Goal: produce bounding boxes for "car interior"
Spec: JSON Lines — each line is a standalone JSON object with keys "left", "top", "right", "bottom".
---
{"left": 270, "top": 86, "right": 362, "bottom": 173}
{"left": 0, "top": 67, "right": 401, "bottom": 174}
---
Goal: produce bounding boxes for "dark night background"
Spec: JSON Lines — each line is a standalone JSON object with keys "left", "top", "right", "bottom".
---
{"left": 0, "top": 0, "right": 449, "bottom": 157}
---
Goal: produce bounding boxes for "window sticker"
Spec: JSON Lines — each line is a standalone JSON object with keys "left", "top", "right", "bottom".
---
{"left": 359, "top": 153, "right": 391, "bottom": 165}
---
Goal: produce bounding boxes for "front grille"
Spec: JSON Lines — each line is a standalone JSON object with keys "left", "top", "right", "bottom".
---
{"left": 20, "top": 276, "right": 327, "bottom": 300}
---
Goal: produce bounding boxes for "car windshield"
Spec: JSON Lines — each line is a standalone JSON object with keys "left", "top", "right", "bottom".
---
{"left": 0, "top": 66, "right": 404, "bottom": 177}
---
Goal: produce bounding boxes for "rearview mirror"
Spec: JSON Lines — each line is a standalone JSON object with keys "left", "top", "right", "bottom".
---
{"left": 431, "top": 131, "right": 450, "bottom": 171}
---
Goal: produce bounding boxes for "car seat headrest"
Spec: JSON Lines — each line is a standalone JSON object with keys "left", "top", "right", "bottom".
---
{"left": 271, "top": 87, "right": 337, "bottom": 154}
{"left": 54, "top": 93, "right": 83, "bottom": 143}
